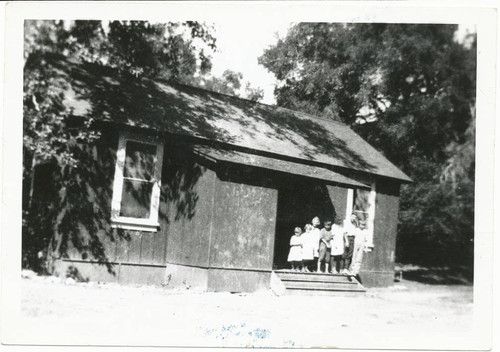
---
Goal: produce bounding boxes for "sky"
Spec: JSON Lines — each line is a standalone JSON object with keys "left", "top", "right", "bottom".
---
{"left": 98, "top": 19, "right": 290, "bottom": 104}
{"left": 209, "top": 19, "right": 293, "bottom": 105}
{"left": 207, "top": 22, "right": 476, "bottom": 106}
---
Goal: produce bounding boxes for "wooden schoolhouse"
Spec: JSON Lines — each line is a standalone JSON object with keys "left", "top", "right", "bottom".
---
{"left": 27, "top": 54, "right": 411, "bottom": 294}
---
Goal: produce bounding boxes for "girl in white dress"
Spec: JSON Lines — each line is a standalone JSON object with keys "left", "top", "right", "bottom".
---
{"left": 301, "top": 224, "right": 315, "bottom": 272}
{"left": 287, "top": 227, "right": 303, "bottom": 271}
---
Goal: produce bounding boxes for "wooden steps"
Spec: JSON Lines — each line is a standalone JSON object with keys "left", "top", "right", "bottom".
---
{"left": 273, "top": 270, "right": 366, "bottom": 295}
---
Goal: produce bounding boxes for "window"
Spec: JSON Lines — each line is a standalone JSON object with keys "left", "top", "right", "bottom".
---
{"left": 346, "top": 183, "right": 376, "bottom": 248}
{"left": 352, "top": 188, "right": 370, "bottom": 222}
{"left": 111, "top": 131, "right": 164, "bottom": 232}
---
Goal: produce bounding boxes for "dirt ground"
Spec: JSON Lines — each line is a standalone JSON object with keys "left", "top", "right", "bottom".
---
{"left": 10, "top": 270, "right": 478, "bottom": 349}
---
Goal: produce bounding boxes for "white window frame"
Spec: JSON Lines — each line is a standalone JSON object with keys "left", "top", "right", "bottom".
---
{"left": 111, "top": 131, "right": 164, "bottom": 232}
{"left": 346, "top": 182, "right": 376, "bottom": 249}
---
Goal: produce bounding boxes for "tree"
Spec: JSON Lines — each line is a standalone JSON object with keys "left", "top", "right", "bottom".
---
{"left": 244, "top": 82, "right": 265, "bottom": 102}
{"left": 24, "top": 20, "right": 216, "bottom": 167}
{"left": 259, "top": 23, "right": 476, "bottom": 266}
{"left": 199, "top": 69, "right": 243, "bottom": 96}
{"left": 23, "top": 20, "right": 218, "bottom": 270}
{"left": 192, "top": 69, "right": 264, "bottom": 101}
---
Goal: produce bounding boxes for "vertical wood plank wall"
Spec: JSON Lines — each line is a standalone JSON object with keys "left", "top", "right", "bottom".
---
{"left": 326, "top": 184, "right": 348, "bottom": 222}
{"left": 210, "top": 180, "right": 277, "bottom": 270}
{"left": 207, "top": 177, "right": 278, "bottom": 292}
{"left": 57, "top": 131, "right": 176, "bottom": 284}
{"left": 53, "top": 130, "right": 402, "bottom": 290}
{"left": 57, "top": 136, "right": 279, "bottom": 291}
{"left": 360, "top": 180, "right": 400, "bottom": 287}
{"left": 162, "top": 164, "right": 215, "bottom": 268}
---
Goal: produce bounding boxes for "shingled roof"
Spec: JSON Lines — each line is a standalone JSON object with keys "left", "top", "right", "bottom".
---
{"left": 45, "top": 54, "right": 411, "bottom": 183}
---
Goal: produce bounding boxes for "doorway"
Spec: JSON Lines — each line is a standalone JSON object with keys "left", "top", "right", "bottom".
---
{"left": 273, "top": 181, "right": 337, "bottom": 270}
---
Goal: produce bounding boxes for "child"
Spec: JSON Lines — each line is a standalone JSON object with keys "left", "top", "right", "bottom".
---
{"left": 287, "top": 227, "right": 303, "bottom": 271}
{"left": 329, "top": 217, "right": 345, "bottom": 274}
{"left": 318, "top": 220, "right": 333, "bottom": 273}
{"left": 342, "top": 214, "right": 359, "bottom": 275}
{"left": 301, "top": 224, "right": 314, "bottom": 272}
{"left": 310, "top": 216, "right": 322, "bottom": 273}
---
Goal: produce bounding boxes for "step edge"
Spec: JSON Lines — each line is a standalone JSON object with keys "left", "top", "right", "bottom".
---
{"left": 286, "top": 287, "right": 366, "bottom": 292}
{"left": 276, "top": 274, "right": 357, "bottom": 279}
{"left": 285, "top": 287, "right": 366, "bottom": 292}
{"left": 285, "top": 284, "right": 366, "bottom": 290}
{"left": 281, "top": 279, "right": 359, "bottom": 285}
{"left": 276, "top": 275, "right": 358, "bottom": 280}
{"left": 275, "top": 272, "right": 355, "bottom": 277}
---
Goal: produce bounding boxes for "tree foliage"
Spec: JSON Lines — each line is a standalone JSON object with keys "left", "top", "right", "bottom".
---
{"left": 23, "top": 20, "right": 218, "bottom": 270}
{"left": 24, "top": 20, "right": 216, "bottom": 168}
{"left": 191, "top": 69, "right": 264, "bottom": 101}
{"left": 259, "top": 23, "right": 476, "bottom": 265}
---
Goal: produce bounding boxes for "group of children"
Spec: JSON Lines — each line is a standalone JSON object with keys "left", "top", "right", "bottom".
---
{"left": 287, "top": 214, "right": 369, "bottom": 276}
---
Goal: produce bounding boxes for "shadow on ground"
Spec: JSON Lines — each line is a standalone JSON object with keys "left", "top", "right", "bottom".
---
{"left": 397, "top": 265, "right": 473, "bottom": 285}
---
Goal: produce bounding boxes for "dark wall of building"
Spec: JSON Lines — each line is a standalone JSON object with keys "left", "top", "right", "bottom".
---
{"left": 210, "top": 178, "right": 277, "bottom": 270}
{"left": 360, "top": 180, "right": 400, "bottom": 287}
{"left": 162, "top": 149, "right": 216, "bottom": 268}
{"left": 326, "top": 184, "right": 348, "bottom": 222}
{"left": 207, "top": 164, "right": 278, "bottom": 292}
{"left": 45, "top": 127, "right": 403, "bottom": 290}
{"left": 51, "top": 134, "right": 279, "bottom": 291}
{"left": 51, "top": 128, "right": 120, "bottom": 271}
{"left": 51, "top": 129, "right": 173, "bottom": 282}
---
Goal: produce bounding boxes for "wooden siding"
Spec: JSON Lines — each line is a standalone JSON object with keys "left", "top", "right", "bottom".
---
{"left": 112, "top": 229, "right": 164, "bottom": 265}
{"left": 52, "top": 134, "right": 281, "bottom": 291}
{"left": 48, "top": 127, "right": 404, "bottom": 290}
{"left": 360, "top": 180, "right": 400, "bottom": 287}
{"left": 118, "top": 264, "right": 166, "bottom": 285}
{"left": 54, "top": 260, "right": 119, "bottom": 283}
{"left": 209, "top": 172, "right": 278, "bottom": 270}
{"left": 52, "top": 129, "right": 121, "bottom": 270}
{"left": 326, "top": 184, "right": 349, "bottom": 222}
{"left": 164, "top": 263, "right": 209, "bottom": 290}
{"left": 162, "top": 149, "right": 216, "bottom": 268}
{"left": 55, "top": 259, "right": 166, "bottom": 285}
{"left": 207, "top": 269, "right": 271, "bottom": 293}
{"left": 107, "top": 146, "right": 217, "bottom": 268}
{"left": 53, "top": 132, "right": 169, "bottom": 270}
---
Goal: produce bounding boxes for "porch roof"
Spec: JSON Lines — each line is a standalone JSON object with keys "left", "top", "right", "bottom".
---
{"left": 192, "top": 145, "right": 370, "bottom": 188}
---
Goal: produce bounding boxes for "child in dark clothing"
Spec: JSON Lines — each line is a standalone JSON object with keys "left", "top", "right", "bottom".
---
{"left": 330, "top": 217, "right": 347, "bottom": 274}
{"left": 318, "top": 220, "right": 333, "bottom": 273}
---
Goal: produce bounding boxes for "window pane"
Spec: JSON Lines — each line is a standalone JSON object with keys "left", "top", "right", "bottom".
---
{"left": 353, "top": 211, "right": 369, "bottom": 222}
{"left": 124, "top": 141, "right": 156, "bottom": 180}
{"left": 353, "top": 189, "right": 370, "bottom": 213}
{"left": 120, "top": 179, "right": 153, "bottom": 218}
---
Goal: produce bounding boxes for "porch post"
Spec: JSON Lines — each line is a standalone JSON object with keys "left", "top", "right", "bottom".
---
{"left": 346, "top": 188, "right": 354, "bottom": 221}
